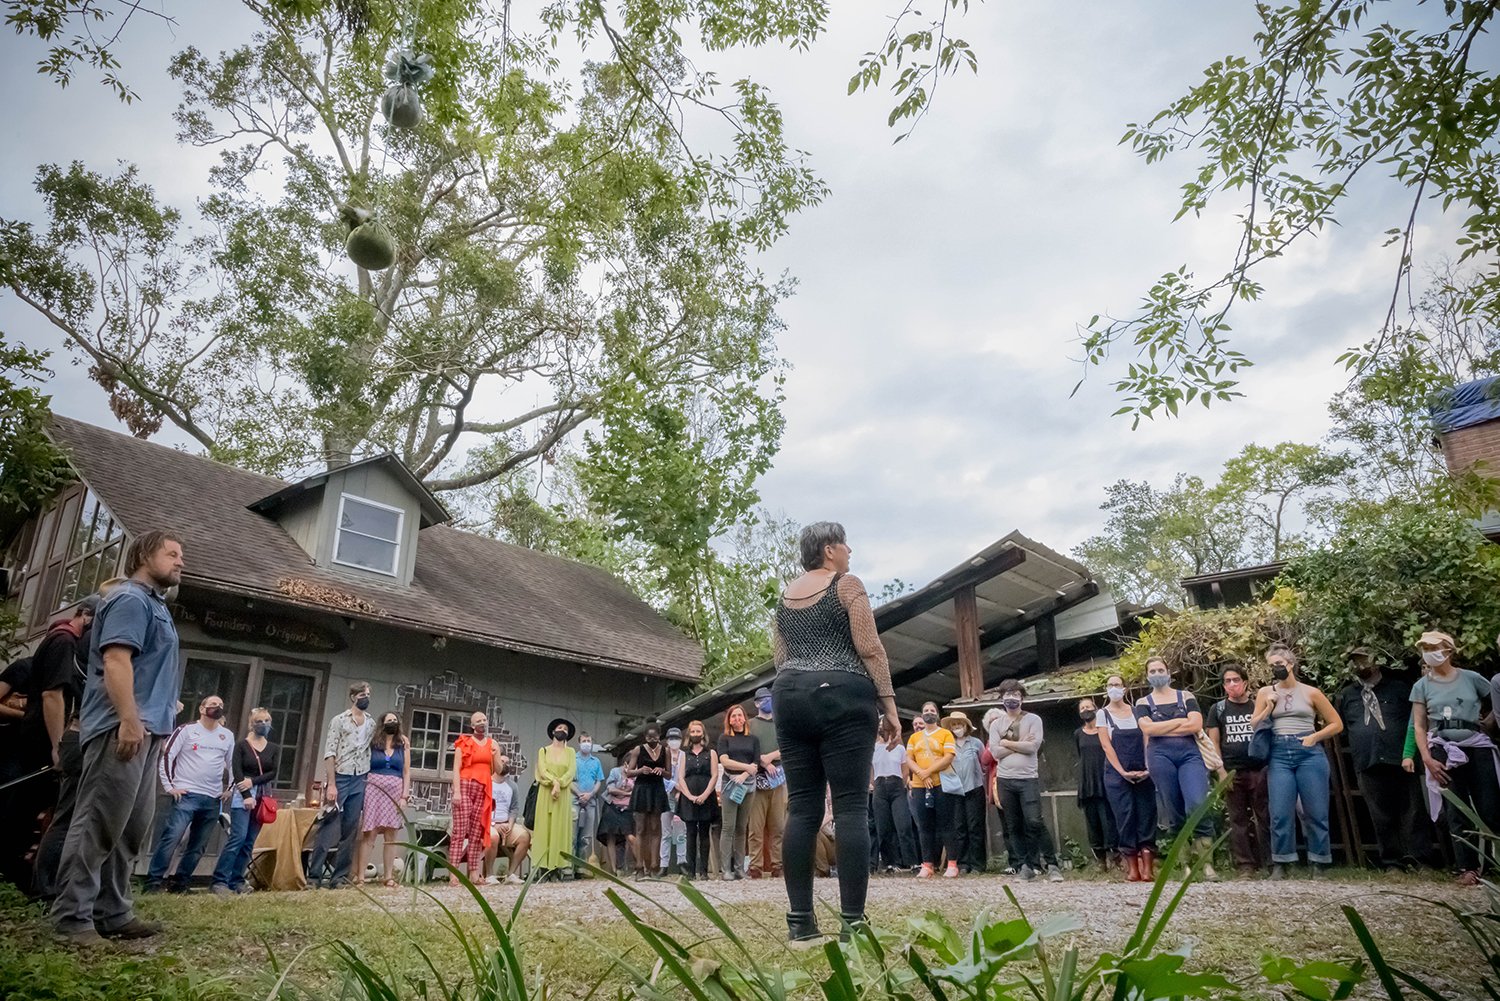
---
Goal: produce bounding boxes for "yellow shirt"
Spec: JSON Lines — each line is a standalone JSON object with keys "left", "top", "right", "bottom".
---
{"left": 906, "top": 727, "right": 956, "bottom": 788}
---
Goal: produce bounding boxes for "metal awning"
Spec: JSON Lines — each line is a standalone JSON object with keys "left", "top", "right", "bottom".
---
{"left": 605, "top": 531, "right": 1115, "bottom": 751}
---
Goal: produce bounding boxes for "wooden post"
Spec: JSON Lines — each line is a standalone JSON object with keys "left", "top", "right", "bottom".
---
{"left": 954, "top": 585, "right": 983, "bottom": 700}
{"left": 1035, "top": 614, "right": 1060, "bottom": 675}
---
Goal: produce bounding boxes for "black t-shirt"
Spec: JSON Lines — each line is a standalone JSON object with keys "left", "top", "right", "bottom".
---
{"left": 716, "top": 732, "right": 762, "bottom": 767}
{"left": 27, "top": 625, "right": 85, "bottom": 727}
{"left": 1206, "top": 697, "right": 1259, "bottom": 771}
{"left": 0, "top": 656, "right": 32, "bottom": 728}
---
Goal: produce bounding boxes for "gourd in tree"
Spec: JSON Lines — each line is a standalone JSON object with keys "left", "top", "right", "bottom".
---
{"left": 381, "top": 50, "right": 435, "bottom": 129}
{"left": 340, "top": 203, "right": 395, "bottom": 271}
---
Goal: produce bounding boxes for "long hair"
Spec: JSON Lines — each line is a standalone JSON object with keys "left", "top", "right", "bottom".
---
{"left": 124, "top": 530, "right": 183, "bottom": 576}
{"left": 684, "top": 719, "right": 708, "bottom": 746}
{"left": 723, "top": 704, "right": 748, "bottom": 735}
{"left": 370, "top": 711, "right": 406, "bottom": 749}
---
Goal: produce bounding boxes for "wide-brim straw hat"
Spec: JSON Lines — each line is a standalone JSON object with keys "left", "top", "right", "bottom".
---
{"left": 940, "top": 711, "right": 972, "bottom": 732}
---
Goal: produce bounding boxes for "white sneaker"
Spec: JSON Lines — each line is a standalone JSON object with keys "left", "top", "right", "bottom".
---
{"left": 1047, "top": 865, "right": 1063, "bottom": 883}
{"left": 503, "top": 872, "right": 523, "bottom": 885}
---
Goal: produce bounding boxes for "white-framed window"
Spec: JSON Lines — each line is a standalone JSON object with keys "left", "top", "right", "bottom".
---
{"left": 332, "top": 493, "right": 403, "bottom": 576}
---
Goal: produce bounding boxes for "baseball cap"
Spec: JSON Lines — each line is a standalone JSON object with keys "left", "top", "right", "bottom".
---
{"left": 754, "top": 687, "right": 772, "bottom": 699}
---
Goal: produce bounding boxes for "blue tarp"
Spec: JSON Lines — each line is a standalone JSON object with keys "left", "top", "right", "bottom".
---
{"left": 1431, "top": 376, "right": 1500, "bottom": 433}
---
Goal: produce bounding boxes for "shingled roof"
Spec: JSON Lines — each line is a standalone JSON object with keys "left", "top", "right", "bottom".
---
{"left": 47, "top": 415, "right": 703, "bottom": 682}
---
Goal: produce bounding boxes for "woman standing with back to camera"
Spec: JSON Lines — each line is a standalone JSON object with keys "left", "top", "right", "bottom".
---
{"left": 773, "top": 522, "right": 899, "bottom": 945}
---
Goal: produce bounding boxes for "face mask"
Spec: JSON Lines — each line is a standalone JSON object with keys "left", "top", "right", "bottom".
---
{"left": 689, "top": 733, "right": 703, "bottom": 745}
{"left": 1224, "top": 681, "right": 1245, "bottom": 699}
{"left": 580, "top": 741, "right": 593, "bottom": 754}
{"left": 952, "top": 726, "right": 966, "bottom": 738}
{"left": 1421, "top": 649, "right": 1448, "bottom": 667}
{"left": 1270, "top": 663, "right": 1290, "bottom": 681}
{"left": 646, "top": 735, "right": 659, "bottom": 746}
{"left": 922, "top": 712, "right": 938, "bottom": 725}
{"left": 756, "top": 698, "right": 772, "bottom": 714}
{"left": 1106, "top": 685, "right": 1125, "bottom": 703}
{"left": 1080, "top": 711, "right": 1094, "bottom": 722}
{"left": 473, "top": 724, "right": 488, "bottom": 737}
{"left": 355, "top": 696, "right": 370, "bottom": 711}
{"left": 554, "top": 729, "right": 569, "bottom": 741}
{"left": 384, "top": 721, "right": 399, "bottom": 734}
{"left": 667, "top": 738, "right": 682, "bottom": 751}
{"left": 1002, "top": 699, "right": 1021, "bottom": 713}
{"left": 1148, "top": 674, "right": 1170, "bottom": 689}
{"left": 204, "top": 705, "right": 224, "bottom": 720}
{"left": 253, "top": 721, "right": 272, "bottom": 737}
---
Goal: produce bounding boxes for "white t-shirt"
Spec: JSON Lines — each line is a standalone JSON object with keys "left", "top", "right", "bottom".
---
{"left": 158, "top": 721, "right": 235, "bottom": 798}
{"left": 871, "top": 741, "right": 906, "bottom": 779}
{"left": 492, "top": 778, "right": 514, "bottom": 824}
{"left": 1096, "top": 706, "right": 1140, "bottom": 731}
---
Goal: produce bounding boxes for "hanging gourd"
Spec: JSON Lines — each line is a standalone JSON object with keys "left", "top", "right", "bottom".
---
{"left": 341, "top": 203, "right": 396, "bottom": 271}
{"left": 381, "top": 50, "right": 435, "bottom": 129}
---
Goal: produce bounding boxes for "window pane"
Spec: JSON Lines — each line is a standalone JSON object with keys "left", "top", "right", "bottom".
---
{"left": 33, "top": 508, "right": 58, "bottom": 570}
{"left": 334, "top": 531, "right": 398, "bottom": 574}
{"left": 72, "top": 492, "right": 98, "bottom": 559}
{"left": 98, "top": 500, "right": 122, "bottom": 544}
{"left": 98, "top": 540, "right": 123, "bottom": 585}
{"left": 50, "top": 494, "right": 81, "bottom": 559}
{"left": 259, "top": 669, "right": 316, "bottom": 793}
{"left": 19, "top": 573, "right": 39, "bottom": 621}
{"left": 177, "top": 658, "right": 250, "bottom": 733}
{"left": 59, "top": 562, "right": 82, "bottom": 608}
{"left": 340, "top": 498, "right": 400, "bottom": 542}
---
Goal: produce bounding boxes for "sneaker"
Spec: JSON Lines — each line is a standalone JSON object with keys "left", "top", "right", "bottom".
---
{"left": 1268, "top": 864, "right": 1288, "bottom": 881}
{"left": 885, "top": 865, "right": 898, "bottom": 875}
{"left": 99, "top": 917, "right": 163, "bottom": 940}
{"left": 1458, "top": 869, "right": 1481, "bottom": 887}
{"left": 918, "top": 863, "right": 935, "bottom": 879}
{"left": 1000, "top": 866, "right": 1018, "bottom": 877}
{"left": 943, "top": 862, "right": 959, "bottom": 878}
{"left": 504, "top": 872, "right": 523, "bottom": 885}
{"left": 55, "top": 926, "right": 108, "bottom": 948}
{"left": 1019, "top": 865, "right": 1037, "bottom": 882}
{"left": 910, "top": 865, "right": 923, "bottom": 876}
{"left": 1047, "top": 864, "right": 1063, "bottom": 883}
{"left": 211, "top": 883, "right": 235, "bottom": 898}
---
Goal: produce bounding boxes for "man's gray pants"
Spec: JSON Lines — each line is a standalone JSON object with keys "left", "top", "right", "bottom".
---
{"left": 50, "top": 729, "right": 163, "bottom": 934}
{"left": 573, "top": 797, "right": 599, "bottom": 869}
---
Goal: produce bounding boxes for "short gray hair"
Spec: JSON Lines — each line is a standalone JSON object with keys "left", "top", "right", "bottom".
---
{"left": 799, "top": 521, "right": 847, "bottom": 571}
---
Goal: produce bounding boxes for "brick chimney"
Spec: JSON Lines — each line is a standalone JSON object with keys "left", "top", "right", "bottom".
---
{"left": 1433, "top": 377, "right": 1500, "bottom": 477}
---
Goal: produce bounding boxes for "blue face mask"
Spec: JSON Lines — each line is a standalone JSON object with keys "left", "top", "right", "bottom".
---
{"left": 756, "top": 698, "right": 772, "bottom": 714}
{"left": 1148, "top": 673, "right": 1171, "bottom": 689}
{"left": 253, "top": 721, "right": 272, "bottom": 737}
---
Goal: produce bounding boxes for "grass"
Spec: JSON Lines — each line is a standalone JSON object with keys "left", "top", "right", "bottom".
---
{"left": 0, "top": 865, "right": 1481, "bottom": 1000}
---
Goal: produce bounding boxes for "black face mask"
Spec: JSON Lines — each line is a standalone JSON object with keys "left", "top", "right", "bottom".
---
{"left": 922, "top": 713, "right": 938, "bottom": 725}
{"left": 1271, "top": 663, "right": 1290, "bottom": 681}
{"left": 384, "top": 721, "right": 399, "bottom": 734}
{"left": 553, "top": 730, "right": 568, "bottom": 741}
{"left": 204, "top": 706, "right": 224, "bottom": 720}
{"left": 355, "top": 696, "right": 371, "bottom": 710}
{"left": 1079, "top": 712, "right": 1094, "bottom": 722}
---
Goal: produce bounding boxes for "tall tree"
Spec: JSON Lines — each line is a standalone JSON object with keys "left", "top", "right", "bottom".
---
{"left": 1218, "top": 442, "right": 1352, "bottom": 560}
{"left": 0, "top": 0, "right": 822, "bottom": 506}
{"left": 1080, "top": 1, "right": 1500, "bottom": 424}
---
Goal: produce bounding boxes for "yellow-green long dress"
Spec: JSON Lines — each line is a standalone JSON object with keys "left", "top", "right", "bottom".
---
{"left": 532, "top": 744, "right": 578, "bottom": 870}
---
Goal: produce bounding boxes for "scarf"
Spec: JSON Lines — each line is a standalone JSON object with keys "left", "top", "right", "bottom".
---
{"left": 1359, "top": 680, "right": 1386, "bottom": 731}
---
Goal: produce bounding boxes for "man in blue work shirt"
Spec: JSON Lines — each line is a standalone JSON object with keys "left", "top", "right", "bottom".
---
{"left": 51, "top": 530, "right": 184, "bottom": 947}
{"left": 571, "top": 730, "right": 606, "bottom": 878}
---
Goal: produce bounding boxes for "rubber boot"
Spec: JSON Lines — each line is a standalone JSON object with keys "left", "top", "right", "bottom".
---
{"left": 1125, "top": 853, "right": 1142, "bottom": 882}
{"left": 1193, "top": 838, "right": 1220, "bottom": 882}
{"left": 787, "top": 911, "right": 823, "bottom": 948}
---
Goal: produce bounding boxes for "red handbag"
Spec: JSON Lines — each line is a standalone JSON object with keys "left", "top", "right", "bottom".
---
{"left": 251, "top": 745, "right": 279, "bottom": 825}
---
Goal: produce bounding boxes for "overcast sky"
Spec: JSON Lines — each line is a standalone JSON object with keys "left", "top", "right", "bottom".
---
{"left": 0, "top": 2, "right": 1446, "bottom": 590}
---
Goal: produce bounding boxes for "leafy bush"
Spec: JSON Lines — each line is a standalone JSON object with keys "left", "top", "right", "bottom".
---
{"left": 1279, "top": 503, "right": 1500, "bottom": 687}
{"left": 1107, "top": 598, "right": 1299, "bottom": 692}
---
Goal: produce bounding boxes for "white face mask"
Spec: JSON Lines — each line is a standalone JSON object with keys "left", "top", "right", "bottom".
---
{"left": 667, "top": 739, "right": 682, "bottom": 751}
{"left": 1106, "top": 686, "right": 1125, "bottom": 703}
{"left": 579, "top": 741, "right": 593, "bottom": 754}
{"left": 952, "top": 726, "right": 966, "bottom": 738}
{"left": 1421, "top": 649, "right": 1448, "bottom": 668}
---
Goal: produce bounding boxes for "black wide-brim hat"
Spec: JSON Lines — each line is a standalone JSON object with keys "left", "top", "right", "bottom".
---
{"left": 548, "top": 717, "right": 576, "bottom": 741}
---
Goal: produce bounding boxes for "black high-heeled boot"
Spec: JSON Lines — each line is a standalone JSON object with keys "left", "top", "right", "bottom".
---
{"left": 786, "top": 911, "right": 822, "bottom": 945}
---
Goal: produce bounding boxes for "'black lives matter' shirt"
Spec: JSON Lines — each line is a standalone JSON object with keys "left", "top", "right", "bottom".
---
{"left": 1205, "top": 697, "right": 1260, "bottom": 771}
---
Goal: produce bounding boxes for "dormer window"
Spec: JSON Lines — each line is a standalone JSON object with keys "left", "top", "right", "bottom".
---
{"left": 333, "top": 494, "right": 403, "bottom": 576}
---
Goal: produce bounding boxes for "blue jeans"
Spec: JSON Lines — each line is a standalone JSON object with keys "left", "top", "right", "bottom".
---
{"left": 308, "top": 772, "right": 367, "bottom": 886}
{"left": 211, "top": 805, "right": 265, "bottom": 890}
{"left": 1104, "top": 768, "right": 1157, "bottom": 854}
{"left": 147, "top": 792, "right": 222, "bottom": 889}
{"left": 1147, "top": 736, "right": 1213, "bottom": 839}
{"left": 1268, "top": 734, "right": 1331, "bottom": 864}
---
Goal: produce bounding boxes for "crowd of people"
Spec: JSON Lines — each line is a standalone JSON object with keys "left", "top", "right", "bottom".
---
{"left": 3, "top": 523, "right": 1499, "bottom": 950}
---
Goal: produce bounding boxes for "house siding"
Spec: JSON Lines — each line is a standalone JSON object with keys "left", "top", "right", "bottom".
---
{"left": 1440, "top": 417, "right": 1500, "bottom": 477}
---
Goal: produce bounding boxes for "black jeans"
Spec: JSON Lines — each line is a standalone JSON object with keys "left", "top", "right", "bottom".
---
{"left": 772, "top": 669, "right": 878, "bottom": 917}
{"left": 34, "top": 728, "right": 84, "bottom": 898}
{"left": 684, "top": 820, "right": 711, "bottom": 877}
{"left": 872, "top": 776, "right": 916, "bottom": 868}
{"left": 1439, "top": 746, "right": 1500, "bottom": 873}
{"left": 909, "top": 786, "right": 956, "bottom": 865}
{"left": 1078, "top": 796, "right": 1118, "bottom": 860}
{"left": 998, "top": 776, "right": 1057, "bottom": 870}
{"left": 953, "top": 787, "right": 988, "bottom": 872}
{"left": 1359, "top": 764, "right": 1416, "bottom": 867}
